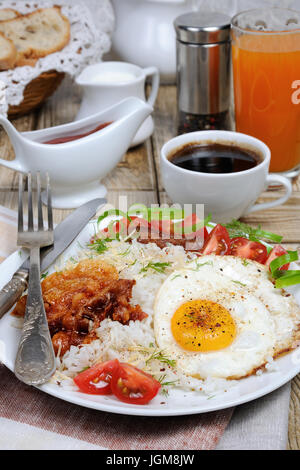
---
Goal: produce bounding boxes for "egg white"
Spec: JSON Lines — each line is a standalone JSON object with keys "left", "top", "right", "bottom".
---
{"left": 154, "top": 255, "right": 300, "bottom": 379}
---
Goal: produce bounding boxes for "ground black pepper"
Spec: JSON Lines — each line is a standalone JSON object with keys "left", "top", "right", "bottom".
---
{"left": 178, "top": 110, "right": 231, "bottom": 134}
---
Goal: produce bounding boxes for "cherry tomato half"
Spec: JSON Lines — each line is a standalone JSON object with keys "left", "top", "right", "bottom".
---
{"left": 201, "top": 224, "right": 231, "bottom": 255}
{"left": 230, "top": 237, "right": 268, "bottom": 264}
{"left": 110, "top": 363, "right": 161, "bottom": 405}
{"left": 265, "top": 245, "right": 289, "bottom": 271}
{"left": 74, "top": 359, "right": 119, "bottom": 395}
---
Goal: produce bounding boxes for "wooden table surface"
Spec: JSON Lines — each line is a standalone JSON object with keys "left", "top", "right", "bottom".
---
{"left": 0, "top": 78, "right": 299, "bottom": 449}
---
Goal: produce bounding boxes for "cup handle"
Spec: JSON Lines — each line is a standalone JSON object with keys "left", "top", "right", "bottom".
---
{"left": 143, "top": 67, "right": 160, "bottom": 107}
{"left": 246, "top": 174, "right": 292, "bottom": 214}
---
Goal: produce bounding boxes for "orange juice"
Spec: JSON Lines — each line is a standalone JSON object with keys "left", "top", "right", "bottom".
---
{"left": 232, "top": 33, "right": 300, "bottom": 173}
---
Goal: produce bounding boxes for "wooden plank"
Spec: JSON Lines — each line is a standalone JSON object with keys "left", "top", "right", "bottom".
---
{"left": 35, "top": 76, "right": 81, "bottom": 129}
{"left": 0, "top": 113, "right": 37, "bottom": 189}
{"left": 104, "top": 139, "right": 157, "bottom": 191}
{"left": 242, "top": 192, "right": 300, "bottom": 243}
{"left": 104, "top": 189, "right": 158, "bottom": 211}
{"left": 151, "top": 85, "right": 177, "bottom": 194}
{"left": 292, "top": 174, "right": 300, "bottom": 192}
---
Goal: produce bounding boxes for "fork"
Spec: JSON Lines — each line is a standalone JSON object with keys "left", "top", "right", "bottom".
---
{"left": 14, "top": 172, "right": 56, "bottom": 385}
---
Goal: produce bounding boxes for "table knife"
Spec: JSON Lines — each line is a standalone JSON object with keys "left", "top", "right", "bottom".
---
{"left": 0, "top": 197, "right": 106, "bottom": 319}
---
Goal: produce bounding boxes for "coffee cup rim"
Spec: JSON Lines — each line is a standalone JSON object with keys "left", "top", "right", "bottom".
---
{"left": 161, "top": 130, "right": 271, "bottom": 178}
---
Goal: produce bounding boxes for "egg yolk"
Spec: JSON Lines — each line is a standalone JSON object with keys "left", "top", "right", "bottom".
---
{"left": 171, "top": 300, "right": 236, "bottom": 352}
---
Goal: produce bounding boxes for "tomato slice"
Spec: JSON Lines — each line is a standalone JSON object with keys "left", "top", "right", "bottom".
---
{"left": 111, "top": 363, "right": 161, "bottom": 405}
{"left": 230, "top": 237, "right": 268, "bottom": 264}
{"left": 201, "top": 224, "right": 231, "bottom": 255}
{"left": 73, "top": 359, "right": 119, "bottom": 395}
{"left": 265, "top": 245, "right": 290, "bottom": 271}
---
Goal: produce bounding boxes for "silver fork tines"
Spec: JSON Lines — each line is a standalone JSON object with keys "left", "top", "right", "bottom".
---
{"left": 15, "top": 172, "right": 56, "bottom": 386}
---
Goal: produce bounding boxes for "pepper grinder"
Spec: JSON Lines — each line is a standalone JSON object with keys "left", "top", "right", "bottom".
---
{"left": 174, "top": 12, "right": 232, "bottom": 134}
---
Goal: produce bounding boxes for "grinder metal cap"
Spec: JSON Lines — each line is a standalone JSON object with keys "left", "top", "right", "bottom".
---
{"left": 174, "top": 11, "right": 231, "bottom": 44}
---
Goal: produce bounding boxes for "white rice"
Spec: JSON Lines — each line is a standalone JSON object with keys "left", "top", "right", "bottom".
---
{"left": 51, "top": 238, "right": 242, "bottom": 395}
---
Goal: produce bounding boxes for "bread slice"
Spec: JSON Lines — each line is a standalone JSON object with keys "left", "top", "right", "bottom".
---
{"left": 0, "top": 6, "right": 70, "bottom": 66}
{"left": 0, "top": 8, "right": 20, "bottom": 21}
{"left": 15, "top": 57, "right": 38, "bottom": 67}
{"left": 0, "top": 31, "right": 17, "bottom": 70}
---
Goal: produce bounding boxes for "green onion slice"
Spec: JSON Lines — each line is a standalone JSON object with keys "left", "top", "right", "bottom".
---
{"left": 275, "top": 271, "right": 300, "bottom": 288}
{"left": 269, "top": 250, "right": 300, "bottom": 288}
{"left": 97, "top": 209, "right": 132, "bottom": 226}
{"left": 270, "top": 251, "right": 299, "bottom": 277}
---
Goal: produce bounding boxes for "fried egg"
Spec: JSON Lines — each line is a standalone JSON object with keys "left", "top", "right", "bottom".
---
{"left": 154, "top": 255, "right": 300, "bottom": 379}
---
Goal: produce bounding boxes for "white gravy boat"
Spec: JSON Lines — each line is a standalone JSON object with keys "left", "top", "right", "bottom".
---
{"left": 0, "top": 97, "right": 152, "bottom": 209}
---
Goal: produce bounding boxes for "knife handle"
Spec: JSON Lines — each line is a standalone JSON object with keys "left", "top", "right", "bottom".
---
{"left": 0, "top": 270, "right": 28, "bottom": 319}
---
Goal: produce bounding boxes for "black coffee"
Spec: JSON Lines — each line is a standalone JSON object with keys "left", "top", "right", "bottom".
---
{"left": 169, "top": 142, "right": 262, "bottom": 174}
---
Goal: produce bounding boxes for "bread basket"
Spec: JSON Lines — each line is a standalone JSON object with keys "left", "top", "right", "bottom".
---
{"left": 7, "top": 70, "right": 65, "bottom": 119}
{"left": 0, "top": 1, "right": 114, "bottom": 120}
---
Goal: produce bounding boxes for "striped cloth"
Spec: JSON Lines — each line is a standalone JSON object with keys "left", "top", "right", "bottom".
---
{"left": 0, "top": 205, "right": 233, "bottom": 450}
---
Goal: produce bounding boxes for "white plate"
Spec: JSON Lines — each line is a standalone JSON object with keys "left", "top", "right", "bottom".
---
{"left": 0, "top": 219, "right": 300, "bottom": 417}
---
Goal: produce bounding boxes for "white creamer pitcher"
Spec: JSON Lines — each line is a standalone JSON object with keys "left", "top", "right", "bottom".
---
{"left": 0, "top": 97, "right": 153, "bottom": 209}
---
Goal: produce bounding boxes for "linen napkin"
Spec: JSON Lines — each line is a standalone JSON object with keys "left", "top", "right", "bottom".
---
{"left": 216, "top": 383, "right": 291, "bottom": 450}
{"left": 0, "top": 205, "right": 232, "bottom": 450}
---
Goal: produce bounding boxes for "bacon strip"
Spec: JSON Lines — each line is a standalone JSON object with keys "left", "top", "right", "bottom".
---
{"left": 12, "top": 259, "right": 147, "bottom": 356}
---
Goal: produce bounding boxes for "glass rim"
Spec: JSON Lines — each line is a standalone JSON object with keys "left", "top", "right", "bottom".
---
{"left": 231, "top": 7, "right": 300, "bottom": 36}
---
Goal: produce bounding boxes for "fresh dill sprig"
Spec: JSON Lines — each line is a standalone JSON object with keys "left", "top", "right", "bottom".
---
{"left": 207, "top": 395, "right": 216, "bottom": 400}
{"left": 158, "top": 374, "right": 179, "bottom": 397}
{"left": 140, "top": 261, "right": 172, "bottom": 274}
{"left": 145, "top": 349, "right": 176, "bottom": 368}
{"left": 128, "top": 259, "right": 137, "bottom": 267}
{"left": 224, "top": 220, "right": 282, "bottom": 243}
{"left": 119, "top": 247, "right": 131, "bottom": 256}
{"left": 87, "top": 237, "right": 113, "bottom": 254}
{"left": 158, "top": 374, "right": 179, "bottom": 388}
{"left": 191, "top": 260, "right": 213, "bottom": 271}
{"left": 171, "top": 274, "right": 182, "bottom": 281}
{"left": 232, "top": 280, "right": 247, "bottom": 287}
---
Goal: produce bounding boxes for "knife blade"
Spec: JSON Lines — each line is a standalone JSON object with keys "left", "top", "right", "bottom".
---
{"left": 0, "top": 197, "right": 106, "bottom": 319}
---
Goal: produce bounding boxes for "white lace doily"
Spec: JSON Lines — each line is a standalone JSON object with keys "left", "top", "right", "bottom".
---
{"left": 0, "top": 0, "right": 115, "bottom": 115}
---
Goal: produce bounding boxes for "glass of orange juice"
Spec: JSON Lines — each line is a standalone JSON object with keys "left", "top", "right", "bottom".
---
{"left": 231, "top": 8, "right": 300, "bottom": 175}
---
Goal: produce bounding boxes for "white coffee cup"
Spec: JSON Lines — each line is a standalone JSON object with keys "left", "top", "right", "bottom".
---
{"left": 161, "top": 130, "right": 292, "bottom": 224}
{"left": 76, "top": 61, "right": 159, "bottom": 147}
